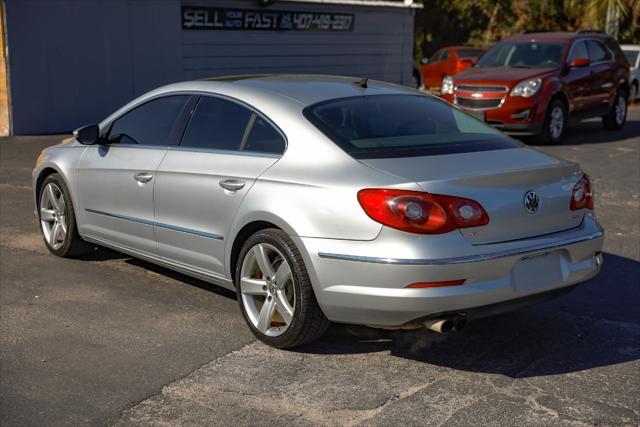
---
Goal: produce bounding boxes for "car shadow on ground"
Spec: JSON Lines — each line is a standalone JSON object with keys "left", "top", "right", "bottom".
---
{"left": 80, "top": 246, "right": 639, "bottom": 379}
{"left": 295, "top": 252, "right": 640, "bottom": 378}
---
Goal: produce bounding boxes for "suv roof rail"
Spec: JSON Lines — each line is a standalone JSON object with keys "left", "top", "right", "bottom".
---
{"left": 576, "top": 29, "right": 605, "bottom": 34}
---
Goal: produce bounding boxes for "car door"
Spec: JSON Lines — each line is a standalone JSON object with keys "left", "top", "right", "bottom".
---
{"left": 586, "top": 39, "right": 615, "bottom": 112}
{"left": 564, "top": 40, "right": 591, "bottom": 113}
{"left": 77, "top": 94, "right": 192, "bottom": 255}
{"left": 154, "top": 95, "right": 286, "bottom": 278}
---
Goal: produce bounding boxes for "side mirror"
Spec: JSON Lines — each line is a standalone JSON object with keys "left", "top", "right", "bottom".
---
{"left": 421, "top": 57, "right": 429, "bottom": 65}
{"left": 569, "top": 57, "right": 590, "bottom": 68}
{"left": 73, "top": 124, "right": 100, "bottom": 145}
{"left": 459, "top": 58, "right": 474, "bottom": 68}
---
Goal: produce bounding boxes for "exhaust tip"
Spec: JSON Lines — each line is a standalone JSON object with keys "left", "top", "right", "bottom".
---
{"left": 423, "top": 316, "right": 467, "bottom": 333}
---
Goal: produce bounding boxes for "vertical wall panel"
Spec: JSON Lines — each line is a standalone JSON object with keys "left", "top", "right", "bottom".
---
{"left": 5, "top": 0, "right": 415, "bottom": 134}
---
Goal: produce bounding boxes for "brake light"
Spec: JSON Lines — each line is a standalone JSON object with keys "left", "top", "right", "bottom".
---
{"left": 357, "top": 189, "right": 489, "bottom": 234}
{"left": 570, "top": 175, "right": 594, "bottom": 210}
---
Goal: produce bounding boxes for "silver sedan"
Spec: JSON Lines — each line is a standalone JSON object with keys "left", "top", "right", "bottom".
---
{"left": 33, "top": 75, "right": 604, "bottom": 348}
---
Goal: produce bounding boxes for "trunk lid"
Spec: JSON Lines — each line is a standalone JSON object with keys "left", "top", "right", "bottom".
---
{"left": 360, "top": 148, "right": 585, "bottom": 244}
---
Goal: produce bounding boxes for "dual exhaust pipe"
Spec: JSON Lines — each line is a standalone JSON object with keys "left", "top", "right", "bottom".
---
{"left": 423, "top": 316, "right": 467, "bottom": 333}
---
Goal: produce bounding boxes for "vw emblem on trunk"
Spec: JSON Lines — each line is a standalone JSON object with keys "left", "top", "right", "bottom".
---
{"left": 524, "top": 191, "right": 540, "bottom": 214}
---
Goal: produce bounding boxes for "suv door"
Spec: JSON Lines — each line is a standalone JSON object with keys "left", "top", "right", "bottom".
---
{"left": 154, "top": 95, "right": 286, "bottom": 278}
{"left": 586, "top": 39, "right": 615, "bottom": 113}
{"left": 77, "top": 95, "right": 192, "bottom": 255}
{"left": 564, "top": 40, "right": 591, "bottom": 113}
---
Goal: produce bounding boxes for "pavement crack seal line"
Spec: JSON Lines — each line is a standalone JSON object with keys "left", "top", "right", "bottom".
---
{"left": 111, "top": 341, "right": 260, "bottom": 426}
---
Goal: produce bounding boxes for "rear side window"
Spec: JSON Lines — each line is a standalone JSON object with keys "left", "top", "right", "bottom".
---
{"left": 587, "top": 40, "right": 612, "bottom": 63}
{"left": 182, "top": 97, "right": 252, "bottom": 151}
{"left": 108, "top": 95, "right": 189, "bottom": 146}
{"left": 303, "top": 95, "right": 519, "bottom": 159}
{"left": 242, "top": 116, "right": 286, "bottom": 154}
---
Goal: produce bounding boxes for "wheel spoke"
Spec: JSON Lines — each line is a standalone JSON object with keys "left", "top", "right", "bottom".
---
{"left": 240, "top": 277, "right": 267, "bottom": 296}
{"left": 46, "top": 185, "right": 59, "bottom": 210}
{"left": 253, "top": 245, "right": 275, "bottom": 278}
{"left": 51, "top": 222, "right": 61, "bottom": 244}
{"left": 59, "top": 219, "right": 67, "bottom": 235}
{"left": 274, "top": 262, "right": 291, "bottom": 288}
{"left": 40, "top": 208, "right": 56, "bottom": 222}
{"left": 57, "top": 195, "right": 66, "bottom": 214}
{"left": 256, "top": 297, "right": 276, "bottom": 333}
{"left": 274, "top": 290, "right": 293, "bottom": 325}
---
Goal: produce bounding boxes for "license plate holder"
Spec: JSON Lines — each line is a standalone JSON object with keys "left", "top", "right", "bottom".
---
{"left": 512, "top": 252, "right": 564, "bottom": 293}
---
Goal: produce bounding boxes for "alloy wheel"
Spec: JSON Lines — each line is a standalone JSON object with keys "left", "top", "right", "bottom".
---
{"left": 40, "top": 183, "right": 67, "bottom": 250}
{"left": 240, "top": 243, "right": 295, "bottom": 337}
{"left": 549, "top": 105, "right": 564, "bottom": 140}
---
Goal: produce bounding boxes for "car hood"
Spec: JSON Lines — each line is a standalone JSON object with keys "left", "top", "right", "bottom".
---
{"left": 454, "top": 67, "right": 556, "bottom": 86}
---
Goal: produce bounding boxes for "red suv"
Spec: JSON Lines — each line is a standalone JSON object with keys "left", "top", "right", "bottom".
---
{"left": 440, "top": 31, "right": 630, "bottom": 143}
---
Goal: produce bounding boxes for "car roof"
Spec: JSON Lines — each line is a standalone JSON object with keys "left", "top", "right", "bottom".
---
{"left": 156, "top": 74, "right": 418, "bottom": 107}
{"left": 504, "top": 31, "right": 608, "bottom": 43}
{"left": 621, "top": 44, "right": 640, "bottom": 51}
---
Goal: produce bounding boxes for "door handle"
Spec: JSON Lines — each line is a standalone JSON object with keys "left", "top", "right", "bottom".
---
{"left": 134, "top": 172, "right": 153, "bottom": 183}
{"left": 219, "top": 179, "right": 245, "bottom": 192}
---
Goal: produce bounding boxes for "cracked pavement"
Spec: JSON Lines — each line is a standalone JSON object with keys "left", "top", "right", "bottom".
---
{"left": 1, "top": 110, "right": 639, "bottom": 426}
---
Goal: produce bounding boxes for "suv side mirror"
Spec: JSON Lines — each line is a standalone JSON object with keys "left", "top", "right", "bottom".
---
{"left": 569, "top": 57, "right": 590, "bottom": 68}
{"left": 73, "top": 124, "right": 100, "bottom": 145}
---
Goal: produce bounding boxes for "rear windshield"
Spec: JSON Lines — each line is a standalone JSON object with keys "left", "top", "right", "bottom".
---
{"left": 458, "top": 49, "right": 485, "bottom": 58}
{"left": 476, "top": 41, "right": 566, "bottom": 68}
{"left": 303, "top": 95, "right": 519, "bottom": 159}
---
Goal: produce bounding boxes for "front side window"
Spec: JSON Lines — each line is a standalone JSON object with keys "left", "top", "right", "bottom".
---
{"left": 476, "top": 41, "right": 566, "bottom": 68}
{"left": 108, "top": 95, "right": 189, "bottom": 146}
{"left": 181, "top": 97, "right": 253, "bottom": 151}
{"left": 568, "top": 41, "right": 589, "bottom": 63}
{"left": 587, "top": 40, "right": 612, "bottom": 63}
{"left": 303, "top": 95, "right": 519, "bottom": 159}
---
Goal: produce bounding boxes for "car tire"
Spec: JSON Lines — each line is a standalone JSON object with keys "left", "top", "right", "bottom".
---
{"left": 38, "top": 173, "right": 91, "bottom": 257}
{"left": 603, "top": 90, "right": 627, "bottom": 130}
{"left": 538, "top": 98, "right": 567, "bottom": 145}
{"left": 630, "top": 82, "right": 638, "bottom": 104}
{"left": 235, "top": 228, "right": 329, "bottom": 348}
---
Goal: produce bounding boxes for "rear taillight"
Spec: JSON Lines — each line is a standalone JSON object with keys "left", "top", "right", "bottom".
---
{"left": 570, "top": 174, "right": 594, "bottom": 210}
{"left": 357, "top": 189, "right": 489, "bottom": 235}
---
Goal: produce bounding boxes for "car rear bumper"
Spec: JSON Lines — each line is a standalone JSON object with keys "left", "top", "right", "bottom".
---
{"left": 294, "top": 214, "right": 604, "bottom": 327}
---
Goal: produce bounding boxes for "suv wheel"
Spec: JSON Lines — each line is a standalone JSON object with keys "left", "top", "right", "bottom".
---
{"left": 539, "top": 99, "right": 567, "bottom": 144}
{"left": 603, "top": 91, "right": 627, "bottom": 130}
{"left": 235, "top": 228, "right": 329, "bottom": 348}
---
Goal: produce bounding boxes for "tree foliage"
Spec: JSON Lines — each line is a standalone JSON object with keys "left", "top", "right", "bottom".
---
{"left": 415, "top": 0, "right": 639, "bottom": 60}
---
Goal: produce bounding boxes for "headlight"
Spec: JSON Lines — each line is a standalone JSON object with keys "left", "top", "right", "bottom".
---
{"left": 510, "top": 78, "right": 541, "bottom": 98}
{"left": 441, "top": 76, "right": 454, "bottom": 95}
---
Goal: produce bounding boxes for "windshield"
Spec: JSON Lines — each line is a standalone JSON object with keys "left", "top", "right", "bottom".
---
{"left": 303, "top": 95, "right": 519, "bottom": 159}
{"left": 623, "top": 50, "right": 639, "bottom": 66}
{"left": 458, "top": 49, "right": 484, "bottom": 58}
{"left": 476, "top": 41, "right": 566, "bottom": 68}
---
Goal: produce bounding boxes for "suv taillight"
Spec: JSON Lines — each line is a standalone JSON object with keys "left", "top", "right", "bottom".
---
{"left": 357, "top": 189, "right": 489, "bottom": 235}
{"left": 570, "top": 174, "right": 594, "bottom": 210}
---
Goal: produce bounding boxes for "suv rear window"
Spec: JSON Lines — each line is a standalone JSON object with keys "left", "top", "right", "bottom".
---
{"left": 303, "top": 95, "right": 519, "bottom": 159}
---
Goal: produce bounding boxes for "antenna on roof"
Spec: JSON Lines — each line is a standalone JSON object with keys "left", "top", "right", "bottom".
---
{"left": 355, "top": 77, "right": 368, "bottom": 88}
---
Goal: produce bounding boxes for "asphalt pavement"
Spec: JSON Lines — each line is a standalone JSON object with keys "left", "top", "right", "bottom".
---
{"left": 1, "top": 110, "right": 639, "bottom": 426}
